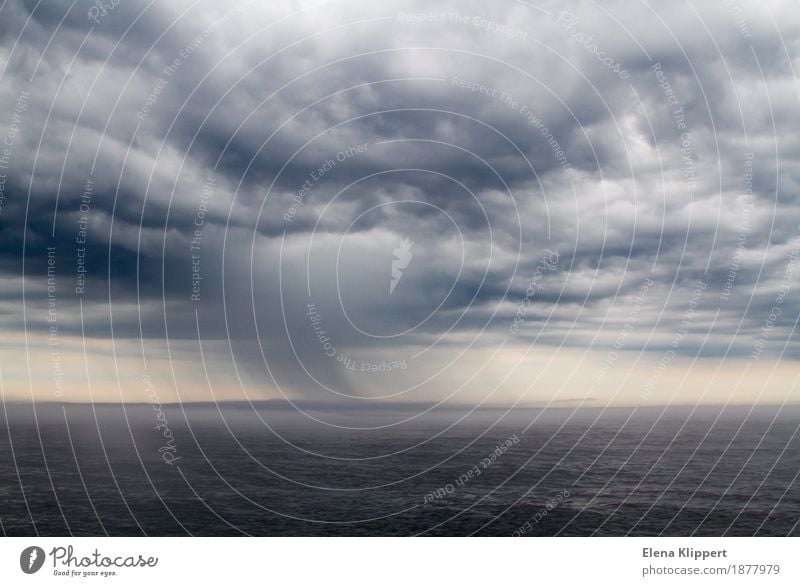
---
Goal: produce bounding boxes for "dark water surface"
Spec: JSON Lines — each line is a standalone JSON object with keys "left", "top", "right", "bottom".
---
{"left": 1, "top": 403, "right": 798, "bottom": 536}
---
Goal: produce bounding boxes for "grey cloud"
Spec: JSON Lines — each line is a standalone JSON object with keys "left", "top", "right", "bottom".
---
{"left": 1, "top": 0, "right": 799, "bottom": 403}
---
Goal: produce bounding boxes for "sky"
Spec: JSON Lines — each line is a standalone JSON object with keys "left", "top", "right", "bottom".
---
{"left": 0, "top": 0, "right": 799, "bottom": 407}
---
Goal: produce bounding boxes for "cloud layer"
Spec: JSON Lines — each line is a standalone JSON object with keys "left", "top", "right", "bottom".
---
{"left": 1, "top": 0, "right": 799, "bottom": 408}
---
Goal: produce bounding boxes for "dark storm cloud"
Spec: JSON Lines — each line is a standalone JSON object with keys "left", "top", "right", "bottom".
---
{"left": 1, "top": 0, "right": 799, "bottom": 403}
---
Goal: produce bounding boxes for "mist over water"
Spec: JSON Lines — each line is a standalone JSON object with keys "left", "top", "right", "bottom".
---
{"left": 2, "top": 403, "right": 797, "bottom": 536}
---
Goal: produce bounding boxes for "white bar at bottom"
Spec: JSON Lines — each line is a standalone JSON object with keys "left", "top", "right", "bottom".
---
{"left": 1, "top": 537, "right": 796, "bottom": 585}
